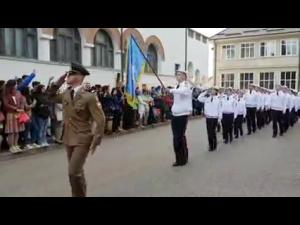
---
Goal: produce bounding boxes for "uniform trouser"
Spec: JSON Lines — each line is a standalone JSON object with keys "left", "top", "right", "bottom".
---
{"left": 261, "top": 110, "right": 266, "bottom": 127}
{"left": 66, "top": 145, "right": 90, "bottom": 197}
{"left": 290, "top": 108, "right": 297, "bottom": 127}
{"left": 283, "top": 109, "right": 290, "bottom": 132}
{"left": 256, "top": 109, "right": 264, "bottom": 129}
{"left": 171, "top": 115, "right": 188, "bottom": 164}
{"left": 298, "top": 109, "right": 300, "bottom": 117}
{"left": 246, "top": 107, "right": 256, "bottom": 134}
{"left": 266, "top": 109, "right": 272, "bottom": 124}
{"left": 222, "top": 113, "right": 234, "bottom": 142}
{"left": 271, "top": 109, "right": 283, "bottom": 136}
{"left": 234, "top": 115, "right": 243, "bottom": 138}
{"left": 206, "top": 118, "right": 218, "bottom": 150}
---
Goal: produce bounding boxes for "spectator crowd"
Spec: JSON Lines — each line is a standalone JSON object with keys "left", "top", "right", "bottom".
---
{"left": 0, "top": 73, "right": 204, "bottom": 154}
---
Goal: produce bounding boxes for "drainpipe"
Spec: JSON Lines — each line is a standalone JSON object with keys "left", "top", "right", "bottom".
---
{"left": 185, "top": 28, "right": 188, "bottom": 71}
{"left": 213, "top": 40, "right": 217, "bottom": 86}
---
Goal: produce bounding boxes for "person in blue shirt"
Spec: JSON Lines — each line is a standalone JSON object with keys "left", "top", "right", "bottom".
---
{"left": 17, "top": 72, "right": 36, "bottom": 93}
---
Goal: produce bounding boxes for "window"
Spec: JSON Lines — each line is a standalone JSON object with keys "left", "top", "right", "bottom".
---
{"left": 196, "top": 33, "right": 201, "bottom": 41}
{"left": 188, "top": 29, "right": 194, "bottom": 38}
{"left": 50, "top": 28, "right": 81, "bottom": 63}
{"left": 240, "top": 73, "right": 254, "bottom": 89}
{"left": 145, "top": 44, "right": 158, "bottom": 73}
{"left": 259, "top": 72, "right": 274, "bottom": 89}
{"left": 0, "top": 28, "right": 37, "bottom": 59}
{"left": 221, "top": 74, "right": 234, "bottom": 88}
{"left": 222, "top": 45, "right": 235, "bottom": 59}
{"left": 202, "top": 36, "right": 207, "bottom": 44}
{"left": 281, "top": 39, "right": 298, "bottom": 56}
{"left": 260, "top": 41, "right": 276, "bottom": 57}
{"left": 281, "top": 71, "right": 296, "bottom": 89}
{"left": 93, "top": 30, "right": 114, "bottom": 68}
{"left": 241, "top": 43, "right": 255, "bottom": 58}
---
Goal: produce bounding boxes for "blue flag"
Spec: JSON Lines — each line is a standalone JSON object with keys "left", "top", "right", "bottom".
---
{"left": 125, "top": 36, "right": 146, "bottom": 109}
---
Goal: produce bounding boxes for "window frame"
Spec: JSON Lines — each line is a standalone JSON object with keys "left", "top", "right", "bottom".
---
{"left": 240, "top": 72, "right": 254, "bottom": 89}
{"left": 240, "top": 42, "right": 255, "bottom": 59}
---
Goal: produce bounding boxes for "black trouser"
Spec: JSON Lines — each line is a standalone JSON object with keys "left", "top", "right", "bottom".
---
{"left": 112, "top": 111, "right": 122, "bottom": 132}
{"left": 256, "top": 109, "right": 263, "bottom": 129}
{"left": 266, "top": 109, "right": 272, "bottom": 124}
{"left": 171, "top": 115, "right": 188, "bottom": 164}
{"left": 234, "top": 115, "right": 243, "bottom": 138}
{"left": 222, "top": 113, "right": 234, "bottom": 143}
{"left": 290, "top": 108, "right": 297, "bottom": 127}
{"left": 283, "top": 109, "right": 290, "bottom": 132}
{"left": 206, "top": 118, "right": 218, "bottom": 151}
{"left": 271, "top": 109, "right": 283, "bottom": 137}
{"left": 246, "top": 107, "right": 256, "bottom": 134}
{"left": 217, "top": 122, "right": 221, "bottom": 132}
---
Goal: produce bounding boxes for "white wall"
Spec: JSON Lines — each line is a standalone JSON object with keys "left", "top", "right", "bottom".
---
{"left": 187, "top": 34, "right": 209, "bottom": 80}
{"left": 0, "top": 28, "right": 209, "bottom": 89}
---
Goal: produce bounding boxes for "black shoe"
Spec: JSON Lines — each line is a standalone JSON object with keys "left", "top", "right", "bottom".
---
{"left": 172, "top": 162, "right": 184, "bottom": 167}
{"left": 272, "top": 134, "right": 277, "bottom": 138}
{"left": 224, "top": 140, "right": 228, "bottom": 144}
{"left": 247, "top": 132, "right": 251, "bottom": 135}
{"left": 234, "top": 135, "right": 238, "bottom": 139}
{"left": 279, "top": 133, "right": 283, "bottom": 136}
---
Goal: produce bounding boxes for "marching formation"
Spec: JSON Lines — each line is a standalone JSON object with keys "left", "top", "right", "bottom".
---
{"left": 198, "top": 84, "right": 300, "bottom": 152}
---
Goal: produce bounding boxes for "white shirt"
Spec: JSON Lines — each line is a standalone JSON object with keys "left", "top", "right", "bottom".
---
{"left": 198, "top": 93, "right": 222, "bottom": 120}
{"left": 270, "top": 91, "right": 286, "bottom": 112}
{"left": 296, "top": 96, "right": 300, "bottom": 111}
{"left": 221, "top": 95, "right": 236, "bottom": 114}
{"left": 244, "top": 90, "right": 258, "bottom": 108}
{"left": 170, "top": 81, "right": 193, "bottom": 116}
{"left": 234, "top": 98, "right": 246, "bottom": 118}
{"left": 264, "top": 94, "right": 271, "bottom": 109}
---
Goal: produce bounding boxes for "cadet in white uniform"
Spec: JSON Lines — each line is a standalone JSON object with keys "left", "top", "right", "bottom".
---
{"left": 244, "top": 84, "right": 258, "bottom": 135}
{"left": 282, "top": 87, "right": 291, "bottom": 133}
{"left": 270, "top": 85, "right": 285, "bottom": 138}
{"left": 234, "top": 91, "right": 246, "bottom": 139}
{"left": 168, "top": 71, "right": 193, "bottom": 167}
{"left": 198, "top": 87, "right": 222, "bottom": 151}
{"left": 220, "top": 88, "right": 236, "bottom": 144}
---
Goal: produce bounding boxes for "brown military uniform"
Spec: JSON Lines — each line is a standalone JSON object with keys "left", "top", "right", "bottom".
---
{"left": 49, "top": 86, "right": 105, "bottom": 197}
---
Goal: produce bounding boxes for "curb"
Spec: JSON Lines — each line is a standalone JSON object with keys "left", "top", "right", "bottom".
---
{"left": 0, "top": 115, "right": 202, "bottom": 161}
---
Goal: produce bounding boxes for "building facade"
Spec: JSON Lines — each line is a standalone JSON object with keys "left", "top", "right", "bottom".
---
{"left": 0, "top": 28, "right": 208, "bottom": 88}
{"left": 211, "top": 28, "right": 300, "bottom": 90}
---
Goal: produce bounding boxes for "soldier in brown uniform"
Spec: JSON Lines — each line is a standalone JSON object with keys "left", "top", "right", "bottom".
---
{"left": 48, "top": 62, "right": 105, "bottom": 197}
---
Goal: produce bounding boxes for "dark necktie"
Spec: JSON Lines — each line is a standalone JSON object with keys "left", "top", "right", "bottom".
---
{"left": 211, "top": 96, "right": 213, "bottom": 102}
{"left": 227, "top": 96, "right": 229, "bottom": 100}
{"left": 70, "top": 89, "right": 75, "bottom": 100}
{"left": 176, "top": 85, "right": 180, "bottom": 89}
{"left": 277, "top": 91, "right": 279, "bottom": 96}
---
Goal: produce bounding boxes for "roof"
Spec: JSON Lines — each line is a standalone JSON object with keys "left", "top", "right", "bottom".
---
{"left": 210, "top": 28, "right": 300, "bottom": 40}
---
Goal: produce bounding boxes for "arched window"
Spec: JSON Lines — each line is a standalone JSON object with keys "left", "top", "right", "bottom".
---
{"left": 50, "top": 28, "right": 81, "bottom": 63}
{"left": 145, "top": 44, "right": 158, "bottom": 73}
{"left": 0, "top": 28, "right": 37, "bottom": 59}
{"left": 93, "top": 30, "right": 114, "bottom": 68}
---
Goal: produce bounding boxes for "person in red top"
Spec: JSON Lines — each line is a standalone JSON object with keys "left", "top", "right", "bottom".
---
{"left": 162, "top": 88, "right": 174, "bottom": 120}
{"left": 3, "top": 79, "right": 26, "bottom": 153}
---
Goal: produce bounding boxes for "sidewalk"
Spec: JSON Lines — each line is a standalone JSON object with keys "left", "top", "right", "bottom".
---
{"left": 0, "top": 115, "right": 202, "bottom": 161}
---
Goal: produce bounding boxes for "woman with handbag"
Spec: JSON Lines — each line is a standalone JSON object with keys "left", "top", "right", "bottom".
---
{"left": 3, "top": 80, "right": 26, "bottom": 153}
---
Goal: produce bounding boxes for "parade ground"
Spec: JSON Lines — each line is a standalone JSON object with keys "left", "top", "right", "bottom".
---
{"left": 1, "top": 118, "right": 300, "bottom": 197}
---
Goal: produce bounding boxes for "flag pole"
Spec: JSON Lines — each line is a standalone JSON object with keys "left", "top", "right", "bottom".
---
{"left": 130, "top": 35, "right": 166, "bottom": 89}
